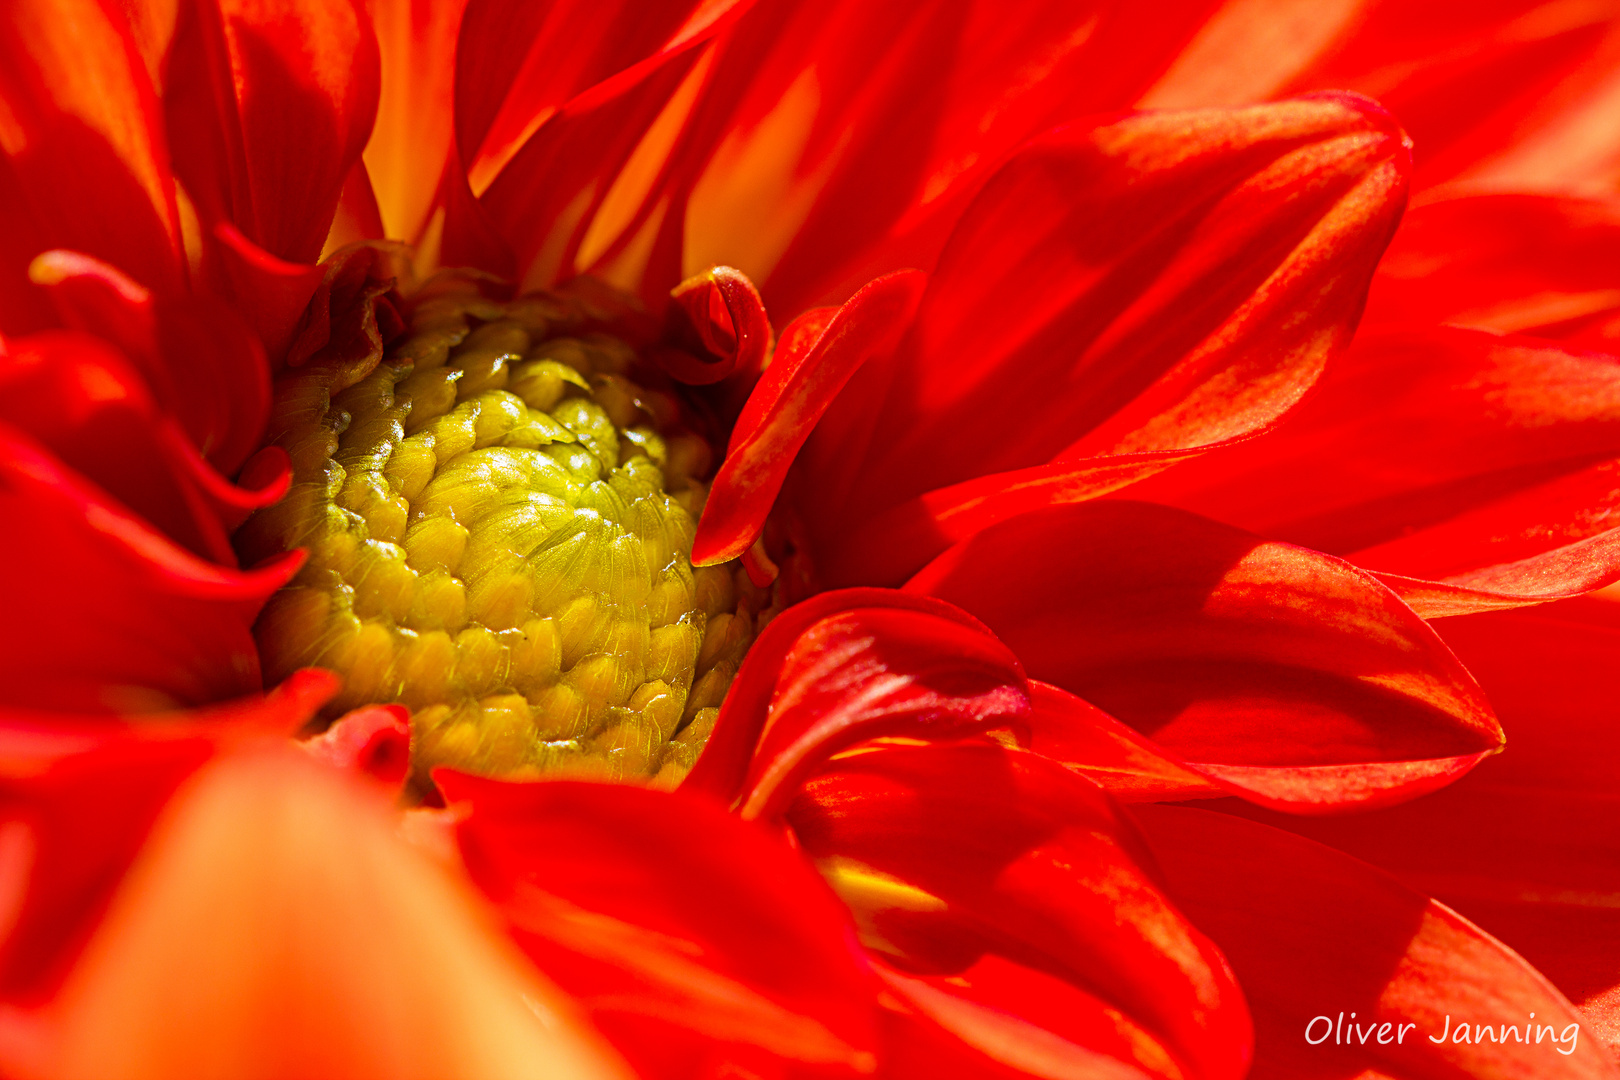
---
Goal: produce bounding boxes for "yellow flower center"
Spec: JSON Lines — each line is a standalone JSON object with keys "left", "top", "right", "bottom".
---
{"left": 237, "top": 275, "right": 773, "bottom": 787}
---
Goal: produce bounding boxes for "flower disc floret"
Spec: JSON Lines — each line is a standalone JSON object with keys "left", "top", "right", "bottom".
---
{"left": 239, "top": 277, "right": 775, "bottom": 785}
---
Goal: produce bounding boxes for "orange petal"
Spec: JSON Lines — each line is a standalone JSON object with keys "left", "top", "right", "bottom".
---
{"left": 24, "top": 747, "right": 631, "bottom": 1080}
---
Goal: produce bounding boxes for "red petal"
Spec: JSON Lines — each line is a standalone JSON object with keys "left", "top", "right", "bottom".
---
{"left": 31, "top": 250, "right": 272, "bottom": 475}
{"left": 1145, "top": 2, "right": 1620, "bottom": 194}
{"left": 1131, "top": 803, "right": 1619, "bottom": 1079}
{"left": 1365, "top": 192, "right": 1620, "bottom": 348}
{"left": 0, "top": 424, "right": 299, "bottom": 712}
{"left": 454, "top": 0, "right": 748, "bottom": 191}
{"left": 1027, "top": 680, "right": 1226, "bottom": 804}
{"left": 442, "top": 772, "right": 879, "bottom": 1075}
{"left": 618, "top": 0, "right": 1224, "bottom": 310}
{"left": 164, "top": 0, "right": 380, "bottom": 265}
{"left": 790, "top": 742, "right": 1252, "bottom": 1080}
{"left": 1129, "top": 326, "right": 1620, "bottom": 616}
{"left": 0, "top": 329, "right": 231, "bottom": 564}
{"left": 0, "top": 0, "right": 184, "bottom": 296}
{"left": 906, "top": 501, "right": 1502, "bottom": 812}
{"left": 735, "top": 606, "right": 1030, "bottom": 823}
{"left": 209, "top": 223, "right": 326, "bottom": 367}
{"left": 455, "top": 0, "right": 753, "bottom": 285}
{"left": 692, "top": 269, "right": 924, "bottom": 566}
{"left": 802, "top": 94, "right": 1410, "bottom": 584}
{"left": 653, "top": 266, "right": 771, "bottom": 386}
{"left": 1214, "top": 595, "right": 1620, "bottom": 1051}
{"left": 681, "top": 586, "right": 998, "bottom": 805}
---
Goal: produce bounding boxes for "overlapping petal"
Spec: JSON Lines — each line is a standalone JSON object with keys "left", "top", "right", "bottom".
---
{"left": 1128, "top": 326, "right": 1620, "bottom": 615}
{"left": 0, "top": 0, "right": 184, "bottom": 333}
{"left": 1144, "top": 0, "right": 1620, "bottom": 194}
{"left": 29, "top": 250, "right": 275, "bottom": 477}
{"left": 454, "top": 0, "right": 755, "bottom": 284}
{"left": 790, "top": 742, "right": 1252, "bottom": 1080}
{"left": 681, "top": 587, "right": 1027, "bottom": 812}
{"left": 163, "top": 0, "right": 380, "bottom": 266}
{"left": 591, "top": 0, "right": 1230, "bottom": 312}
{"left": 0, "top": 424, "right": 298, "bottom": 712}
{"left": 443, "top": 772, "right": 878, "bottom": 1078}
{"left": 1216, "top": 594, "right": 1620, "bottom": 1052}
{"left": 693, "top": 270, "right": 925, "bottom": 565}
{"left": 1364, "top": 192, "right": 1620, "bottom": 348}
{"left": 0, "top": 670, "right": 335, "bottom": 1005}
{"left": 788, "top": 94, "right": 1408, "bottom": 585}
{"left": 906, "top": 501, "right": 1503, "bottom": 811}
{"left": 1132, "top": 803, "right": 1619, "bottom": 1079}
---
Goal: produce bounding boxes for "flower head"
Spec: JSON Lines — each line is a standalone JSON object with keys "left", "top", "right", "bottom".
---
{"left": 3, "top": 0, "right": 1620, "bottom": 1077}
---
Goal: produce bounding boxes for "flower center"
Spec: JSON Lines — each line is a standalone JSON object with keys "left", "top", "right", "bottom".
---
{"left": 237, "top": 275, "right": 773, "bottom": 786}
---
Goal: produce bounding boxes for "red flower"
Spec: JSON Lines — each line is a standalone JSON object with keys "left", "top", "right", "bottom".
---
{"left": 2, "top": 0, "right": 1620, "bottom": 1077}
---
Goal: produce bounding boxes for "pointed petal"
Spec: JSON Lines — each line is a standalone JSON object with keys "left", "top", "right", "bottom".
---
{"left": 442, "top": 772, "right": 878, "bottom": 1076}
{"left": 1214, "top": 595, "right": 1620, "bottom": 1050}
{"left": 804, "top": 94, "right": 1410, "bottom": 583}
{"left": 790, "top": 742, "right": 1252, "bottom": 1080}
{"left": 906, "top": 501, "right": 1502, "bottom": 812}
{"left": 164, "top": 0, "right": 380, "bottom": 264}
{"left": 0, "top": 0, "right": 184, "bottom": 295}
{"left": 1131, "top": 802, "right": 1620, "bottom": 1079}
{"left": 26, "top": 748, "right": 630, "bottom": 1080}
{"left": 692, "top": 269, "right": 923, "bottom": 565}
{"left": 1128, "top": 327, "right": 1620, "bottom": 616}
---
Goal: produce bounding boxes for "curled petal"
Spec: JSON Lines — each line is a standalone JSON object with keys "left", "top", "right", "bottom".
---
{"left": 442, "top": 773, "right": 878, "bottom": 1076}
{"left": 1130, "top": 327, "right": 1620, "bottom": 616}
{"left": 807, "top": 94, "right": 1410, "bottom": 583}
{"left": 30, "top": 250, "right": 272, "bottom": 475}
{"left": 790, "top": 742, "right": 1252, "bottom": 1080}
{"left": 209, "top": 223, "right": 326, "bottom": 368}
{"left": 654, "top": 266, "right": 771, "bottom": 385}
{"left": 680, "top": 587, "right": 1026, "bottom": 815}
{"left": 735, "top": 606, "right": 1030, "bottom": 823}
{"left": 906, "top": 502, "right": 1503, "bottom": 812}
{"left": 692, "top": 269, "right": 924, "bottom": 566}
{"left": 298, "top": 705, "right": 410, "bottom": 788}
{"left": 1131, "top": 803, "right": 1619, "bottom": 1079}
{"left": 0, "top": 424, "right": 300, "bottom": 712}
